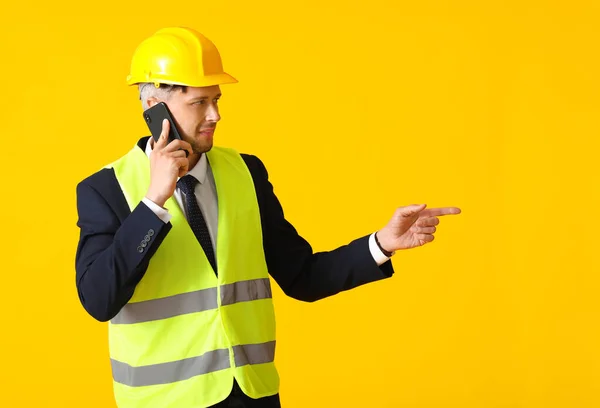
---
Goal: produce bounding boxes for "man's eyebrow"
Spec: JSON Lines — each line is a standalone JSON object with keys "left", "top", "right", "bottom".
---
{"left": 189, "top": 93, "right": 222, "bottom": 101}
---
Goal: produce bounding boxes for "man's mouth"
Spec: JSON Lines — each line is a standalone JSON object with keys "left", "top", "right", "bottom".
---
{"left": 199, "top": 128, "right": 215, "bottom": 136}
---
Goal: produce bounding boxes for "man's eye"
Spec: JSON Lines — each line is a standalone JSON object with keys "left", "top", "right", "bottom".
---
{"left": 194, "top": 100, "right": 206, "bottom": 105}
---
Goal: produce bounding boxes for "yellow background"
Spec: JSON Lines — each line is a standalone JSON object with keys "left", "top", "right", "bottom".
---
{"left": 1, "top": 0, "right": 599, "bottom": 406}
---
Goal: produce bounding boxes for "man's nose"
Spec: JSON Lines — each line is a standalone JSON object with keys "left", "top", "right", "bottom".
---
{"left": 206, "top": 104, "right": 220, "bottom": 122}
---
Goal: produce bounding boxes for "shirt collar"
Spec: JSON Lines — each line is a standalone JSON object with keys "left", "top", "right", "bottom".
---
{"left": 145, "top": 138, "right": 208, "bottom": 184}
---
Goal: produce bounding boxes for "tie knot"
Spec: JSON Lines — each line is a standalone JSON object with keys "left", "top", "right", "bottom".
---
{"left": 177, "top": 175, "right": 198, "bottom": 195}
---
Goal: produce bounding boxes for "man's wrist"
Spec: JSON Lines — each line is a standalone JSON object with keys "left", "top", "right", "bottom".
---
{"left": 145, "top": 193, "right": 167, "bottom": 208}
{"left": 375, "top": 231, "right": 394, "bottom": 257}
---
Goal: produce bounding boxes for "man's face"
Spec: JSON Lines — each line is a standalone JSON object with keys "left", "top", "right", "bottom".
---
{"left": 148, "top": 85, "right": 222, "bottom": 154}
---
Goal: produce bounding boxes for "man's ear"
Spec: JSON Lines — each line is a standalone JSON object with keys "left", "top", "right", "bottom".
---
{"left": 146, "top": 97, "right": 160, "bottom": 109}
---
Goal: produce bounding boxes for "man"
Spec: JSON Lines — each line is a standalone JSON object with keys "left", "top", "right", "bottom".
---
{"left": 75, "top": 27, "right": 461, "bottom": 408}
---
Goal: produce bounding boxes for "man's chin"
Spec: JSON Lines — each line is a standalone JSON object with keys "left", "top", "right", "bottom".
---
{"left": 193, "top": 143, "right": 213, "bottom": 155}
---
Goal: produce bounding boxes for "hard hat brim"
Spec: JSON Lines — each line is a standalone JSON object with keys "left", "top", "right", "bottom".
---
{"left": 127, "top": 72, "right": 238, "bottom": 87}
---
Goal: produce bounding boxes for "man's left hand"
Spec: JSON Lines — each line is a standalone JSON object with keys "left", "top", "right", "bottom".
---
{"left": 376, "top": 204, "right": 461, "bottom": 252}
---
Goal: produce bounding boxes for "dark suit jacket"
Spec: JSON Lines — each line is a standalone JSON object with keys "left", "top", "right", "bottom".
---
{"left": 75, "top": 136, "right": 394, "bottom": 322}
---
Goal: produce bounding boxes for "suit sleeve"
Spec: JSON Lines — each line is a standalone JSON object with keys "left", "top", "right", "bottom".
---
{"left": 75, "top": 180, "right": 171, "bottom": 321}
{"left": 245, "top": 155, "right": 395, "bottom": 302}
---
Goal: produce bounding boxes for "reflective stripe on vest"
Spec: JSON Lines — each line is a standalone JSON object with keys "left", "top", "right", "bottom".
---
{"left": 111, "top": 341, "right": 276, "bottom": 387}
{"left": 111, "top": 278, "right": 273, "bottom": 325}
{"left": 105, "top": 143, "right": 279, "bottom": 408}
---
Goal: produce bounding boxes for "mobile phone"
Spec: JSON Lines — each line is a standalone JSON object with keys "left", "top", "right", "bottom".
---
{"left": 143, "top": 102, "right": 183, "bottom": 144}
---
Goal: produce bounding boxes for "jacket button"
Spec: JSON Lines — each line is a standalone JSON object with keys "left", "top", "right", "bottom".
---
{"left": 144, "top": 235, "right": 150, "bottom": 242}
{"left": 141, "top": 241, "right": 148, "bottom": 248}
{"left": 137, "top": 246, "right": 144, "bottom": 253}
{"left": 148, "top": 229, "right": 155, "bottom": 237}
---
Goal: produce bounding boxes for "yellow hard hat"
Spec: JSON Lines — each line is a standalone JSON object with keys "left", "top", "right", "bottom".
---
{"left": 126, "top": 27, "right": 238, "bottom": 88}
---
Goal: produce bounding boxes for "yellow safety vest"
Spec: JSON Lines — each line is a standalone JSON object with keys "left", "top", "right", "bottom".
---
{"left": 105, "top": 143, "right": 279, "bottom": 408}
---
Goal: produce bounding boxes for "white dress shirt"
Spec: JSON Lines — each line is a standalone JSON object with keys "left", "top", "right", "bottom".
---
{"left": 141, "top": 139, "right": 392, "bottom": 266}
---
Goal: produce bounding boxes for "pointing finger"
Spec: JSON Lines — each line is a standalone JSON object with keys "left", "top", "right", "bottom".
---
{"left": 421, "top": 207, "right": 461, "bottom": 217}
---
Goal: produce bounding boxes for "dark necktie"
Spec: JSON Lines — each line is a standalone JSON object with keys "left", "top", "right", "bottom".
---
{"left": 177, "top": 175, "right": 217, "bottom": 274}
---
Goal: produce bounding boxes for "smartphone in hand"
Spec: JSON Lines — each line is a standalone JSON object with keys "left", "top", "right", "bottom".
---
{"left": 143, "top": 102, "right": 183, "bottom": 144}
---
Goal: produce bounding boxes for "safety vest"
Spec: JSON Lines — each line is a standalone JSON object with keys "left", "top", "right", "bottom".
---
{"left": 105, "top": 143, "right": 279, "bottom": 408}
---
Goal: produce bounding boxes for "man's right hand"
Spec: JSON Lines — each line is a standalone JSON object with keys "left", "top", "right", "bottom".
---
{"left": 145, "top": 119, "right": 193, "bottom": 207}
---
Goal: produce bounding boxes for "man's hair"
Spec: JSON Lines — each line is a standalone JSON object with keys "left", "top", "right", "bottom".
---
{"left": 138, "top": 83, "right": 188, "bottom": 110}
